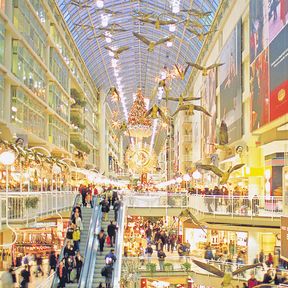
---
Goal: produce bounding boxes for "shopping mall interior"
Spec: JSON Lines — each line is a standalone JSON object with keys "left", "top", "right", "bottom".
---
{"left": 0, "top": 0, "right": 287, "bottom": 287}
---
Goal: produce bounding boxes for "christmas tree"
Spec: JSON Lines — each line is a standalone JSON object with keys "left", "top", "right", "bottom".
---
{"left": 128, "top": 88, "right": 152, "bottom": 127}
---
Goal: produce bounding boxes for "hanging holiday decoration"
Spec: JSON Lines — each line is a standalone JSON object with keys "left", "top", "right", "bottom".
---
{"left": 125, "top": 144, "right": 157, "bottom": 173}
{"left": 127, "top": 88, "right": 152, "bottom": 138}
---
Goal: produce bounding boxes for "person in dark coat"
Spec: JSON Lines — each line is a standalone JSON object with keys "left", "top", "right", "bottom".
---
{"left": 101, "top": 264, "right": 113, "bottom": 288}
{"left": 20, "top": 265, "right": 30, "bottom": 288}
{"left": 57, "top": 260, "right": 67, "bottom": 288}
{"left": 98, "top": 229, "right": 106, "bottom": 255}
{"left": 49, "top": 251, "right": 57, "bottom": 275}
{"left": 113, "top": 198, "right": 120, "bottom": 222}
{"left": 100, "top": 198, "right": 110, "bottom": 221}
{"left": 75, "top": 251, "right": 83, "bottom": 283}
{"left": 107, "top": 221, "right": 117, "bottom": 247}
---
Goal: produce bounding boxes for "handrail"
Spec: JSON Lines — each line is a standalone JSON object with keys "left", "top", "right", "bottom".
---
{"left": 51, "top": 194, "right": 81, "bottom": 288}
{"left": 82, "top": 202, "right": 103, "bottom": 287}
{"left": 36, "top": 271, "right": 56, "bottom": 288}
{"left": 78, "top": 197, "right": 101, "bottom": 287}
{"left": 112, "top": 204, "right": 125, "bottom": 288}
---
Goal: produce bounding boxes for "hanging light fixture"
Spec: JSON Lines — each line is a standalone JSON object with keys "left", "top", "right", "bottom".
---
{"left": 167, "top": 41, "right": 173, "bottom": 47}
{"left": 96, "top": 0, "right": 104, "bottom": 9}
{"left": 169, "top": 24, "right": 176, "bottom": 32}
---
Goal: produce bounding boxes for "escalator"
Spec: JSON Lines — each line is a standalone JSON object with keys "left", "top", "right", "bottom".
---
{"left": 51, "top": 196, "right": 98, "bottom": 288}
{"left": 79, "top": 202, "right": 125, "bottom": 288}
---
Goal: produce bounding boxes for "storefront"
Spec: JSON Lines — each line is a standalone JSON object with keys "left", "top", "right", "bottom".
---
{"left": 12, "top": 219, "right": 69, "bottom": 266}
{"left": 184, "top": 227, "right": 248, "bottom": 259}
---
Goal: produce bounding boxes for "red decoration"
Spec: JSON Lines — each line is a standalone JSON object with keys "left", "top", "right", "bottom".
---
{"left": 128, "top": 88, "right": 152, "bottom": 127}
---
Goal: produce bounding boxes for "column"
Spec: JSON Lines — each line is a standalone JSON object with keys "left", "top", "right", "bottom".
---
{"left": 248, "top": 230, "right": 259, "bottom": 263}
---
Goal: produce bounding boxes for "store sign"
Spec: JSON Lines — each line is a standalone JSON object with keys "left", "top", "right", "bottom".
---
{"left": 281, "top": 217, "right": 288, "bottom": 261}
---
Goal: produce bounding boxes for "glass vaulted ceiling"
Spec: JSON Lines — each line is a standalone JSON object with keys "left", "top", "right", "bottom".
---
{"left": 57, "top": 0, "right": 220, "bottom": 117}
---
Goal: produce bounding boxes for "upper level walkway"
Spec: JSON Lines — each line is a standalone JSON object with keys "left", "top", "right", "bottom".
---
{"left": 123, "top": 192, "right": 282, "bottom": 227}
{"left": 0, "top": 190, "right": 282, "bottom": 228}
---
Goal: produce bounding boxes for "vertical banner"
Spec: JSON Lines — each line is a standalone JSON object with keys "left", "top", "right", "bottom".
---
{"left": 202, "top": 68, "right": 216, "bottom": 155}
{"left": 219, "top": 20, "right": 242, "bottom": 143}
{"left": 250, "top": 0, "right": 288, "bottom": 130}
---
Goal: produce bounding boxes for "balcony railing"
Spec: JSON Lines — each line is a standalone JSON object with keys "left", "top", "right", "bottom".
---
{"left": 122, "top": 192, "right": 282, "bottom": 219}
{"left": 0, "top": 190, "right": 77, "bottom": 226}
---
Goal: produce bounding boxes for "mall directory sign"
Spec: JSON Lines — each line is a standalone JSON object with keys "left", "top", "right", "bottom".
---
{"left": 281, "top": 216, "right": 288, "bottom": 261}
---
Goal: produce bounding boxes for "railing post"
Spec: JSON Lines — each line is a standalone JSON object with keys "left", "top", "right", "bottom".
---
{"left": 231, "top": 196, "right": 234, "bottom": 218}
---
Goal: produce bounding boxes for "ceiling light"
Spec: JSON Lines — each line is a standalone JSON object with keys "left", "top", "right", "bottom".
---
{"left": 105, "top": 37, "right": 112, "bottom": 43}
{"left": 101, "top": 14, "right": 109, "bottom": 27}
{"left": 108, "top": 51, "right": 114, "bottom": 57}
{"left": 160, "top": 71, "right": 167, "bottom": 79}
{"left": 96, "top": 0, "right": 104, "bottom": 8}
{"left": 167, "top": 41, "right": 173, "bottom": 47}
{"left": 169, "top": 24, "right": 176, "bottom": 32}
{"left": 111, "top": 59, "right": 118, "bottom": 67}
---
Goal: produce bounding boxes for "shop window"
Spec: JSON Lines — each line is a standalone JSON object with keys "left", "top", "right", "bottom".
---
{"left": 11, "top": 87, "right": 46, "bottom": 139}
{"left": 48, "top": 83, "right": 69, "bottom": 122}
{"left": 12, "top": 40, "right": 46, "bottom": 100}
{"left": 13, "top": 0, "right": 46, "bottom": 59}
{"left": 48, "top": 115, "right": 69, "bottom": 150}
{"left": 0, "top": 19, "right": 4, "bottom": 64}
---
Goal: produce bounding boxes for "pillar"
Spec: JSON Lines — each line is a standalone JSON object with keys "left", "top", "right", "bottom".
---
{"left": 248, "top": 230, "right": 259, "bottom": 263}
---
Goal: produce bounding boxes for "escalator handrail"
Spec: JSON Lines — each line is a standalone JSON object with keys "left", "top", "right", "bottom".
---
{"left": 112, "top": 203, "right": 125, "bottom": 288}
{"left": 78, "top": 198, "right": 100, "bottom": 287}
{"left": 51, "top": 194, "right": 81, "bottom": 288}
{"left": 80, "top": 203, "right": 102, "bottom": 287}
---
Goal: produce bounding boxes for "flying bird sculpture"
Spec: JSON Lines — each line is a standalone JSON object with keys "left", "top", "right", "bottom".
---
{"left": 99, "top": 23, "right": 127, "bottom": 33}
{"left": 174, "top": 64, "right": 190, "bottom": 80}
{"left": 108, "top": 87, "right": 120, "bottom": 103}
{"left": 158, "top": 79, "right": 170, "bottom": 98}
{"left": 187, "top": 62, "right": 224, "bottom": 76}
{"left": 187, "top": 28, "right": 217, "bottom": 41}
{"left": 178, "top": 209, "right": 207, "bottom": 234}
{"left": 181, "top": 8, "right": 212, "bottom": 18}
{"left": 133, "top": 32, "right": 175, "bottom": 52}
{"left": 135, "top": 14, "right": 177, "bottom": 29}
{"left": 172, "top": 103, "right": 211, "bottom": 117}
{"left": 104, "top": 46, "right": 130, "bottom": 59}
{"left": 196, "top": 164, "right": 245, "bottom": 185}
{"left": 192, "top": 259, "right": 261, "bottom": 288}
{"left": 145, "top": 104, "right": 169, "bottom": 123}
{"left": 70, "top": 0, "right": 91, "bottom": 8}
{"left": 163, "top": 94, "right": 201, "bottom": 106}
{"left": 74, "top": 23, "right": 94, "bottom": 30}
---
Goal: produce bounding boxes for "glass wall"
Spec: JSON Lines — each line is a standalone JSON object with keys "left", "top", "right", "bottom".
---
{"left": 50, "top": 48, "right": 69, "bottom": 92}
{"left": 84, "top": 122, "right": 96, "bottom": 146}
{"left": 12, "top": 40, "right": 47, "bottom": 100}
{"left": 49, "top": 83, "right": 69, "bottom": 122}
{"left": 0, "top": 19, "right": 4, "bottom": 64}
{"left": 29, "top": 0, "right": 47, "bottom": 24}
{"left": 13, "top": 0, "right": 46, "bottom": 59}
{"left": 11, "top": 87, "right": 46, "bottom": 139}
{"left": 48, "top": 115, "right": 69, "bottom": 150}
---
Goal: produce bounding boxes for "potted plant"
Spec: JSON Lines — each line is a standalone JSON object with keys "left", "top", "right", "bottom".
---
{"left": 164, "top": 262, "right": 174, "bottom": 271}
{"left": 25, "top": 197, "right": 39, "bottom": 209}
{"left": 181, "top": 262, "right": 191, "bottom": 272}
{"left": 146, "top": 263, "right": 157, "bottom": 274}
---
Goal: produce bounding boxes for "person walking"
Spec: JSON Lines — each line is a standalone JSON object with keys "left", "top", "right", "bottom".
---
{"left": 57, "top": 259, "right": 67, "bottom": 288}
{"left": 107, "top": 221, "right": 117, "bottom": 248}
{"left": 145, "top": 243, "right": 153, "bottom": 263}
{"left": 20, "top": 265, "right": 30, "bottom": 288}
{"left": 101, "top": 198, "right": 110, "bottom": 221}
{"left": 101, "top": 264, "right": 113, "bottom": 288}
{"left": 0, "top": 267, "right": 13, "bottom": 288}
{"left": 75, "top": 251, "right": 83, "bottom": 283}
{"left": 113, "top": 198, "right": 120, "bottom": 222}
{"left": 157, "top": 249, "right": 166, "bottom": 271}
{"left": 105, "top": 249, "right": 117, "bottom": 266}
{"left": 98, "top": 229, "right": 106, "bottom": 255}
{"left": 49, "top": 251, "right": 57, "bottom": 275}
{"left": 247, "top": 273, "right": 258, "bottom": 288}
